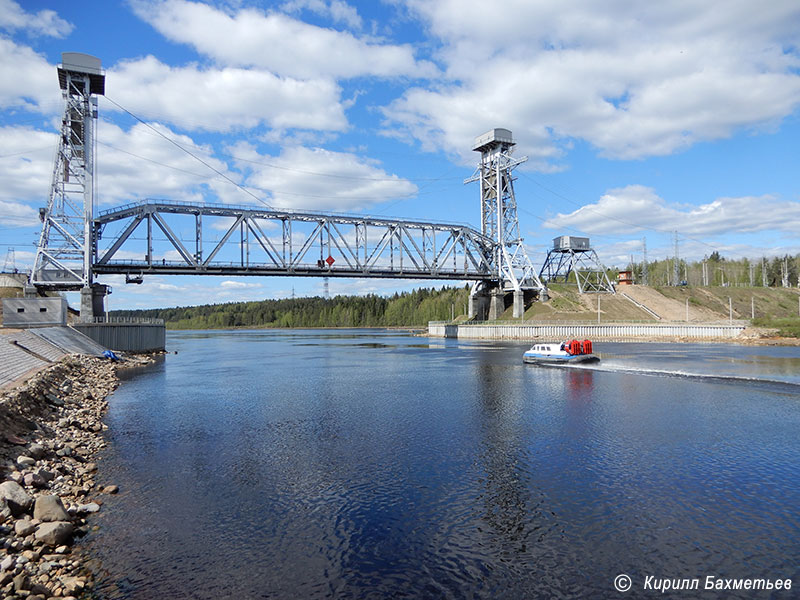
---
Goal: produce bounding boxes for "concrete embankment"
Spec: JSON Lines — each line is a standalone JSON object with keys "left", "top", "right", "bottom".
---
{"left": 428, "top": 321, "right": 750, "bottom": 341}
{"left": 0, "top": 352, "right": 155, "bottom": 598}
{"left": 1, "top": 328, "right": 108, "bottom": 391}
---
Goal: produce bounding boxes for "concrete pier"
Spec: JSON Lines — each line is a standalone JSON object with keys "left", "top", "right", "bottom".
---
{"left": 428, "top": 321, "right": 747, "bottom": 340}
{"left": 488, "top": 290, "right": 506, "bottom": 321}
{"left": 80, "top": 284, "right": 110, "bottom": 320}
{"left": 468, "top": 288, "right": 490, "bottom": 320}
{"left": 512, "top": 290, "right": 525, "bottom": 319}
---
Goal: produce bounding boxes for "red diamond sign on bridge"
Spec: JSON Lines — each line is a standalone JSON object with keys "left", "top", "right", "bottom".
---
{"left": 325, "top": 255, "right": 335, "bottom": 266}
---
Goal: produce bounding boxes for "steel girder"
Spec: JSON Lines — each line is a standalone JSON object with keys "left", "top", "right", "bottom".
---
{"left": 92, "top": 200, "right": 497, "bottom": 281}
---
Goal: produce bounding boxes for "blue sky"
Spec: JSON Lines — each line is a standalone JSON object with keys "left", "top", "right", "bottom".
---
{"left": 1, "top": 0, "right": 799, "bottom": 309}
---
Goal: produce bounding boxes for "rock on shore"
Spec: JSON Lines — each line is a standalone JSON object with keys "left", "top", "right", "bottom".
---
{"left": 0, "top": 353, "right": 155, "bottom": 599}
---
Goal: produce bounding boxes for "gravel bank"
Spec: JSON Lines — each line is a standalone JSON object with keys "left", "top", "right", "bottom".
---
{"left": 0, "top": 353, "right": 155, "bottom": 599}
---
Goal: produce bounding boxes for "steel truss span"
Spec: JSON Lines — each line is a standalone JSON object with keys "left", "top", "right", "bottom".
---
{"left": 93, "top": 200, "right": 497, "bottom": 281}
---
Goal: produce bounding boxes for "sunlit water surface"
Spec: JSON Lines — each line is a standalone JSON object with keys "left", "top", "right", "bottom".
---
{"left": 85, "top": 331, "right": 800, "bottom": 599}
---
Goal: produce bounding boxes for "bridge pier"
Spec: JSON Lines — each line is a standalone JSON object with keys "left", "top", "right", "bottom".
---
{"left": 489, "top": 290, "right": 506, "bottom": 321}
{"left": 471, "top": 285, "right": 535, "bottom": 320}
{"left": 80, "top": 284, "right": 109, "bottom": 320}
{"left": 468, "top": 287, "right": 490, "bottom": 321}
{"left": 513, "top": 290, "right": 524, "bottom": 318}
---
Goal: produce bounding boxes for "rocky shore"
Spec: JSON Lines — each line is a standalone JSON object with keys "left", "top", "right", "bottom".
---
{"left": 0, "top": 353, "right": 155, "bottom": 599}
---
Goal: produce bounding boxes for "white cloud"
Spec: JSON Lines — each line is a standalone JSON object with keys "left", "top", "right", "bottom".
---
{"left": 0, "top": 38, "right": 61, "bottom": 112}
{"left": 95, "top": 120, "right": 253, "bottom": 206}
{"left": 220, "top": 280, "right": 262, "bottom": 289}
{"left": 230, "top": 143, "right": 418, "bottom": 211}
{"left": 107, "top": 55, "right": 347, "bottom": 133}
{"left": 281, "top": 0, "right": 363, "bottom": 30}
{"left": 102, "top": 275, "right": 269, "bottom": 308}
{"left": 384, "top": 0, "right": 800, "bottom": 164}
{"left": 0, "top": 0, "right": 74, "bottom": 38}
{"left": 0, "top": 126, "right": 57, "bottom": 203}
{"left": 130, "top": 0, "right": 436, "bottom": 80}
{"left": 0, "top": 199, "right": 39, "bottom": 227}
{"left": 543, "top": 184, "right": 800, "bottom": 237}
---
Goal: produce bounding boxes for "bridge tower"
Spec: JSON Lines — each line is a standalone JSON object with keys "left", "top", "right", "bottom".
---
{"left": 31, "top": 53, "right": 109, "bottom": 318}
{"left": 465, "top": 129, "right": 546, "bottom": 320}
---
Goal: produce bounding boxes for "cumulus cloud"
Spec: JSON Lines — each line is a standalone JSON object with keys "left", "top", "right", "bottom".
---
{"left": 130, "top": 0, "right": 436, "bottom": 80}
{"left": 0, "top": 38, "right": 61, "bottom": 112}
{"left": 230, "top": 143, "right": 418, "bottom": 211}
{"left": 0, "top": 126, "right": 58, "bottom": 203}
{"left": 107, "top": 55, "right": 347, "bottom": 133}
{"left": 103, "top": 275, "right": 269, "bottom": 308}
{"left": 95, "top": 120, "right": 251, "bottom": 206}
{"left": 384, "top": 0, "right": 800, "bottom": 165}
{"left": 220, "top": 280, "right": 263, "bottom": 289}
{"left": 0, "top": 0, "right": 74, "bottom": 38}
{"left": 543, "top": 184, "right": 800, "bottom": 237}
{"left": 0, "top": 199, "right": 39, "bottom": 227}
{"left": 281, "top": 0, "right": 363, "bottom": 30}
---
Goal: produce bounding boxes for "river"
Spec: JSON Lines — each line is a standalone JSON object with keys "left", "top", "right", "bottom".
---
{"left": 85, "top": 330, "right": 800, "bottom": 598}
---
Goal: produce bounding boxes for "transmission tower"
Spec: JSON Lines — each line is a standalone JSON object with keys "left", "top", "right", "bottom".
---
{"left": 642, "top": 237, "right": 648, "bottom": 286}
{"left": 2, "top": 247, "right": 16, "bottom": 273}
{"left": 673, "top": 230, "right": 680, "bottom": 285}
{"left": 782, "top": 258, "right": 789, "bottom": 288}
{"left": 464, "top": 129, "right": 545, "bottom": 318}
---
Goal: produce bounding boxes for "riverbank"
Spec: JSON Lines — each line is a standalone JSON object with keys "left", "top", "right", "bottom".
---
{"left": 0, "top": 353, "right": 155, "bottom": 599}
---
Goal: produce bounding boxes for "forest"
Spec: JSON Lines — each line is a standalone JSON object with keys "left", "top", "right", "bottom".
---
{"left": 112, "top": 251, "right": 800, "bottom": 330}
{"left": 112, "top": 286, "right": 470, "bottom": 329}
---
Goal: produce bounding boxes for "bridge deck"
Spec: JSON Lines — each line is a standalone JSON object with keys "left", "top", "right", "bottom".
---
{"left": 92, "top": 199, "right": 499, "bottom": 282}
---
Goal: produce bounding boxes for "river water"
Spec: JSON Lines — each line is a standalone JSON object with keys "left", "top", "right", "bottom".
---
{"left": 85, "top": 330, "right": 800, "bottom": 599}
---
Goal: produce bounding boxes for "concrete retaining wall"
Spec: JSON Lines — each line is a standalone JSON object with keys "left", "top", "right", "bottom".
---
{"left": 428, "top": 321, "right": 746, "bottom": 340}
{"left": 73, "top": 322, "right": 166, "bottom": 352}
{"left": 2, "top": 297, "right": 68, "bottom": 327}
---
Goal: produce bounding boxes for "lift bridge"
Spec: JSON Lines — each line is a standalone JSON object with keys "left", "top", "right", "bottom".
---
{"left": 30, "top": 53, "right": 545, "bottom": 320}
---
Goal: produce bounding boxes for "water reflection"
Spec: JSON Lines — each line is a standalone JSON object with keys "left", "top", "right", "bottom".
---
{"left": 86, "top": 331, "right": 800, "bottom": 599}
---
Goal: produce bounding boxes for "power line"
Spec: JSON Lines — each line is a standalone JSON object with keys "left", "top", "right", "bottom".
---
{"left": 98, "top": 140, "right": 422, "bottom": 203}
{"left": 518, "top": 171, "right": 728, "bottom": 255}
{"left": 104, "top": 96, "right": 273, "bottom": 209}
{"left": 100, "top": 104, "right": 460, "bottom": 185}
{"left": 0, "top": 146, "right": 54, "bottom": 159}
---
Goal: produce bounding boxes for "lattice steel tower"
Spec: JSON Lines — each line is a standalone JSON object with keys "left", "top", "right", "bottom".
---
{"left": 31, "top": 53, "right": 108, "bottom": 315}
{"left": 465, "top": 129, "right": 545, "bottom": 318}
{"left": 539, "top": 236, "right": 616, "bottom": 293}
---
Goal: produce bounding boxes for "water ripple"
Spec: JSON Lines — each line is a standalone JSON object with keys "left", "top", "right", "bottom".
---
{"left": 85, "top": 332, "right": 800, "bottom": 599}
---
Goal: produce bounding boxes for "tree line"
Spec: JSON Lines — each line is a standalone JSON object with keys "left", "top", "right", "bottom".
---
{"left": 112, "top": 286, "right": 470, "bottom": 329}
{"left": 623, "top": 252, "right": 800, "bottom": 288}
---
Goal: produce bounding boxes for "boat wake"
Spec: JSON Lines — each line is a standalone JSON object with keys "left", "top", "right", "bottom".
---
{"left": 545, "top": 361, "right": 800, "bottom": 392}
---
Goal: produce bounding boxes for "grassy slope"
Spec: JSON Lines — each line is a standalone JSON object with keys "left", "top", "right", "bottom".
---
{"left": 501, "top": 284, "right": 800, "bottom": 337}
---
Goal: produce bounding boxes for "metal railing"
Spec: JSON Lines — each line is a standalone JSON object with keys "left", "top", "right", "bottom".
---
{"left": 79, "top": 316, "right": 165, "bottom": 326}
{"left": 429, "top": 319, "right": 750, "bottom": 326}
